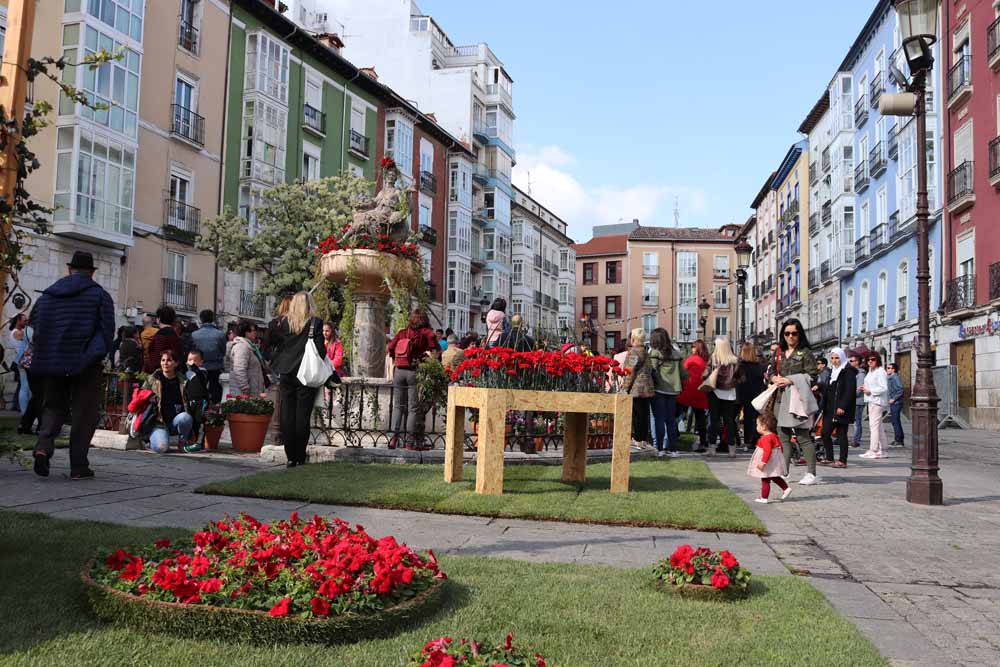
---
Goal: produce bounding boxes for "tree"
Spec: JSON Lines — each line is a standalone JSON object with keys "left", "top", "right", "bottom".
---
{"left": 196, "top": 175, "right": 372, "bottom": 298}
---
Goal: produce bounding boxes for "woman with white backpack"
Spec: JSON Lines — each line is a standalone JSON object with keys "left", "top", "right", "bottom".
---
{"left": 269, "top": 292, "right": 326, "bottom": 467}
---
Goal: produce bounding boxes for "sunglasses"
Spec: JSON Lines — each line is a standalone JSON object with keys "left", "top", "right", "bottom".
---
{"left": 867, "top": 358, "right": 878, "bottom": 363}
{"left": 783, "top": 331, "right": 799, "bottom": 338}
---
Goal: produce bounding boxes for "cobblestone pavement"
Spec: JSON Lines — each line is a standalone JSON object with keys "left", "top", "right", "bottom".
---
{"left": 707, "top": 420, "right": 1000, "bottom": 667}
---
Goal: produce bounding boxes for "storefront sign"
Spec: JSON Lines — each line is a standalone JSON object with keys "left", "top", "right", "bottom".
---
{"left": 895, "top": 337, "right": 917, "bottom": 353}
{"left": 958, "top": 318, "right": 1000, "bottom": 339}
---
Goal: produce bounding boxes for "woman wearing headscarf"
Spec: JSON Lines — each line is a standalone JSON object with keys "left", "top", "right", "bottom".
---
{"left": 767, "top": 318, "right": 820, "bottom": 485}
{"left": 819, "top": 347, "right": 856, "bottom": 468}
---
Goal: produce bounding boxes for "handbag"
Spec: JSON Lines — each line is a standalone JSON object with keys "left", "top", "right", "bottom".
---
{"left": 698, "top": 366, "right": 719, "bottom": 393}
{"left": 296, "top": 319, "right": 333, "bottom": 388}
{"left": 751, "top": 384, "right": 780, "bottom": 413}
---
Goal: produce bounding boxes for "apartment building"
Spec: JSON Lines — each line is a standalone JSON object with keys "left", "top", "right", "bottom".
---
{"left": 937, "top": 0, "right": 1000, "bottom": 429}
{"left": 750, "top": 173, "right": 778, "bottom": 345}
{"left": 510, "top": 185, "right": 575, "bottom": 336}
{"left": 773, "top": 140, "right": 809, "bottom": 326}
{"left": 575, "top": 235, "right": 629, "bottom": 354}
{"left": 627, "top": 226, "right": 740, "bottom": 346}
{"left": 309, "top": 0, "right": 518, "bottom": 334}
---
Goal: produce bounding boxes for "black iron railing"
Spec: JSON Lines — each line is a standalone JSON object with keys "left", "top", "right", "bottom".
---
{"left": 821, "top": 260, "right": 830, "bottom": 282}
{"left": 870, "top": 223, "right": 887, "bottom": 254}
{"left": 870, "top": 71, "right": 884, "bottom": 108}
{"left": 855, "top": 162, "right": 869, "bottom": 192}
{"left": 990, "top": 137, "right": 1000, "bottom": 181}
{"left": 947, "top": 55, "right": 971, "bottom": 101}
{"left": 349, "top": 129, "right": 369, "bottom": 157}
{"left": 870, "top": 141, "right": 886, "bottom": 177}
{"left": 855, "top": 236, "right": 870, "bottom": 261}
{"left": 178, "top": 19, "right": 198, "bottom": 52}
{"left": 239, "top": 289, "right": 266, "bottom": 319}
{"left": 888, "top": 124, "right": 899, "bottom": 159}
{"left": 164, "top": 199, "right": 201, "bottom": 237}
{"left": 303, "top": 104, "right": 326, "bottom": 134}
{"left": 420, "top": 170, "right": 437, "bottom": 194}
{"left": 163, "top": 278, "right": 197, "bottom": 312}
{"left": 990, "top": 16, "right": 1000, "bottom": 63}
{"left": 948, "top": 161, "right": 974, "bottom": 205}
{"left": 991, "top": 262, "right": 1000, "bottom": 302}
{"left": 946, "top": 274, "right": 976, "bottom": 311}
{"left": 171, "top": 104, "right": 205, "bottom": 146}
{"left": 855, "top": 95, "right": 869, "bottom": 126}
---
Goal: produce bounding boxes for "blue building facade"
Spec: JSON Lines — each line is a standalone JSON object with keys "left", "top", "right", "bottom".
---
{"left": 838, "top": 1, "right": 943, "bottom": 371}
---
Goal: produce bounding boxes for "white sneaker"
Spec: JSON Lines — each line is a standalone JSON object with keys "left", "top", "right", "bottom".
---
{"left": 858, "top": 452, "right": 875, "bottom": 459}
{"left": 781, "top": 486, "right": 793, "bottom": 500}
{"left": 667, "top": 451, "right": 681, "bottom": 458}
{"left": 657, "top": 450, "right": 666, "bottom": 458}
{"left": 754, "top": 498, "right": 769, "bottom": 504}
{"left": 798, "top": 473, "right": 819, "bottom": 485}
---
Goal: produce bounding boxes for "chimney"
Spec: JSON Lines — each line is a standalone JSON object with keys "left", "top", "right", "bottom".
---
{"left": 359, "top": 67, "right": 378, "bottom": 81}
{"left": 316, "top": 32, "right": 344, "bottom": 52}
{"left": 425, "top": 112, "right": 438, "bottom": 123}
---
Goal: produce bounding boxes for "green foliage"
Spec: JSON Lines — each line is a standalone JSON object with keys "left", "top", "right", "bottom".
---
{"left": 221, "top": 396, "right": 274, "bottom": 416}
{"left": 335, "top": 256, "right": 359, "bottom": 365}
{"left": 416, "top": 358, "right": 449, "bottom": 411}
{"left": 196, "top": 175, "right": 372, "bottom": 297}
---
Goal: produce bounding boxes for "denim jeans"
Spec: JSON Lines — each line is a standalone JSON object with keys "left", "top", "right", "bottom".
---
{"left": 889, "top": 402, "right": 904, "bottom": 444}
{"left": 652, "top": 393, "right": 680, "bottom": 452}
{"left": 17, "top": 365, "right": 30, "bottom": 416}
{"left": 852, "top": 404, "right": 865, "bottom": 445}
{"left": 149, "top": 412, "right": 194, "bottom": 454}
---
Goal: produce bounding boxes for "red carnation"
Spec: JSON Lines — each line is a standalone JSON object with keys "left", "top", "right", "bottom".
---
{"left": 720, "top": 550, "right": 739, "bottom": 570}
{"left": 120, "top": 557, "right": 144, "bottom": 581}
{"left": 268, "top": 597, "right": 292, "bottom": 617}
{"left": 710, "top": 568, "right": 730, "bottom": 589}
{"left": 310, "top": 596, "right": 330, "bottom": 617}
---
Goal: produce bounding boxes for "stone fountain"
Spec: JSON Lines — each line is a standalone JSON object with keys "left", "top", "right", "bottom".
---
{"left": 320, "top": 162, "right": 420, "bottom": 378}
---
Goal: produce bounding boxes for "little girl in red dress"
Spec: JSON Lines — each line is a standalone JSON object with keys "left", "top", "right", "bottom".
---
{"left": 747, "top": 412, "right": 792, "bottom": 504}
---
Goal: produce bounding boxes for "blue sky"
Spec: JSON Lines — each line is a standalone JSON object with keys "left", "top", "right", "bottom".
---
{"left": 418, "top": 0, "right": 880, "bottom": 243}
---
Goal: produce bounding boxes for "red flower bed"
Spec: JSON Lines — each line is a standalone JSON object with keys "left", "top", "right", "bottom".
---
{"left": 91, "top": 512, "right": 446, "bottom": 619}
{"left": 316, "top": 226, "right": 420, "bottom": 260}
{"left": 449, "top": 347, "right": 627, "bottom": 393}
{"left": 652, "top": 545, "right": 751, "bottom": 596}
{"left": 408, "top": 632, "right": 549, "bottom": 667}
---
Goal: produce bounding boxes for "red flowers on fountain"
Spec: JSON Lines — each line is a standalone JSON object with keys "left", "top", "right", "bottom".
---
{"left": 93, "top": 512, "right": 446, "bottom": 618}
{"left": 315, "top": 225, "right": 420, "bottom": 260}
{"left": 408, "top": 632, "right": 549, "bottom": 667}
{"left": 380, "top": 155, "right": 397, "bottom": 171}
{"left": 653, "top": 544, "right": 752, "bottom": 595}
{"left": 449, "top": 347, "right": 628, "bottom": 394}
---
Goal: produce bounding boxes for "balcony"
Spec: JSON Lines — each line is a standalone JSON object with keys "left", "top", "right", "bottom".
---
{"left": 484, "top": 83, "right": 513, "bottom": 110}
{"left": 767, "top": 230, "right": 774, "bottom": 247}
{"left": 990, "top": 16, "right": 1000, "bottom": 71}
{"left": 860, "top": 312, "right": 869, "bottom": 333}
{"left": 807, "top": 318, "right": 838, "bottom": 345}
{"left": 821, "top": 147, "right": 831, "bottom": 172}
{"left": 877, "top": 303, "right": 886, "bottom": 328}
{"left": 472, "top": 207, "right": 489, "bottom": 223}
{"left": 854, "top": 162, "right": 869, "bottom": 193}
{"left": 472, "top": 120, "right": 489, "bottom": 143}
{"left": 419, "top": 170, "right": 437, "bottom": 195}
{"left": 427, "top": 282, "right": 437, "bottom": 303}
{"left": 821, "top": 201, "right": 832, "bottom": 225}
{"left": 833, "top": 246, "right": 855, "bottom": 276}
{"left": 991, "top": 262, "right": 1000, "bottom": 301}
{"left": 418, "top": 224, "right": 437, "bottom": 247}
{"left": 809, "top": 161, "right": 819, "bottom": 186}
{"left": 238, "top": 289, "right": 266, "bottom": 320}
{"left": 163, "top": 199, "right": 201, "bottom": 242}
{"left": 947, "top": 55, "right": 972, "bottom": 109}
{"left": 888, "top": 125, "right": 899, "bottom": 159}
{"left": 869, "top": 142, "right": 886, "bottom": 178}
{"left": 163, "top": 278, "right": 197, "bottom": 313}
{"left": 472, "top": 163, "right": 489, "bottom": 184}
{"left": 855, "top": 236, "right": 870, "bottom": 262}
{"left": 855, "top": 95, "right": 868, "bottom": 127}
{"left": 809, "top": 212, "right": 820, "bottom": 236}
{"left": 869, "top": 223, "right": 886, "bottom": 255}
{"left": 870, "top": 72, "right": 884, "bottom": 109}
{"left": 945, "top": 275, "right": 976, "bottom": 313}
{"left": 820, "top": 259, "right": 830, "bottom": 283}
{"left": 947, "top": 161, "right": 975, "bottom": 214}
{"left": 713, "top": 268, "right": 730, "bottom": 280}
{"left": 349, "top": 130, "right": 369, "bottom": 158}
{"left": 897, "top": 296, "right": 908, "bottom": 323}
{"left": 991, "top": 137, "right": 1000, "bottom": 188}
{"left": 809, "top": 268, "right": 820, "bottom": 292}
{"left": 642, "top": 265, "right": 658, "bottom": 277}
{"left": 170, "top": 104, "right": 205, "bottom": 146}
{"left": 178, "top": 19, "right": 198, "bottom": 53}
{"left": 303, "top": 104, "right": 326, "bottom": 136}
{"left": 534, "top": 254, "right": 543, "bottom": 269}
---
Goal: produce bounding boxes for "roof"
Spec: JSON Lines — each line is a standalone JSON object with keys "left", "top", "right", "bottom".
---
{"left": 836, "top": 0, "right": 893, "bottom": 74}
{"left": 574, "top": 234, "right": 629, "bottom": 257}
{"left": 797, "top": 92, "right": 830, "bottom": 135}
{"left": 770, "top": 140, "right": 808, "bottom": 189}
{"left": 739, "top": 215, "right": 756, "bottom": 238}
{"left": 628, "top": 226, "right": 736, "bottom": 243}
{"left": 750, "top": 172, "right": 777, "bottom": 209}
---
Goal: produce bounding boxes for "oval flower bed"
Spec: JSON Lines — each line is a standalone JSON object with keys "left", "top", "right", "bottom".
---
{"left": 409, "top": 633, "right": 550, "bottom": 667}
{"left": 652, "top": 545, "right": 751, "bottom": 601}
{"left": 83, "top": 512, "right": 448, "bottom": 645}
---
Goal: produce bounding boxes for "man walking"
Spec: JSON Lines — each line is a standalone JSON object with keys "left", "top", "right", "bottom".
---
{"left": 850, "top": 354, "right": 866, "bottom": 447}
{"left": 191, "top": 309, "right": 226, "bottom": 403}
{"left": 886, "top": 363, "right": 905, "bottom": 447}
{"left": 31, "top": 251, "right": 115, "bottom": 479}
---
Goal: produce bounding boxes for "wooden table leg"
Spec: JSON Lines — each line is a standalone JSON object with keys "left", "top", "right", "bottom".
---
{"left": 444, "top": 392, "right": 464, "bottom": 483}
{"left": 475, "top": 395, "right": 505, "bottom": 495}
{"left": 610, "top": 395, "right": 632, "bottom": 494}
{"left": 562, "top": 412, "right": 588, "bottom": 483}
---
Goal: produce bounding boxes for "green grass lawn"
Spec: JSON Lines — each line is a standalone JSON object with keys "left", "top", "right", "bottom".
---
{"left": 197, "top": 459, "right": 765, "bottom": 534}
{"left": 0, "top": 511, "right": 885, "bottom": 666}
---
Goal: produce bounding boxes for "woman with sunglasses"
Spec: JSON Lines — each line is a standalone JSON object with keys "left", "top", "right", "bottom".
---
{"left": 767, "top": 318, "right": 820, "bottom": 485}
{"left": 859, "top": 352, "right": 890, "bottom": 459}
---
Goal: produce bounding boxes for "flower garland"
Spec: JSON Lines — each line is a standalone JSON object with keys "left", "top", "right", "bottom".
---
{"left": 316, "top": 227, "right": 420, "bottom": 261}
{"left": 92, "top": 512, "right": 446, "bottom": 619}
{"left": 652, "top": 545, "right": 751, "bottom": 594}
{"left": 449, "top": 347, "right": 628, "bottom": 394}
{"left": 408, "top": 632, "right": 549, "bottom": 667}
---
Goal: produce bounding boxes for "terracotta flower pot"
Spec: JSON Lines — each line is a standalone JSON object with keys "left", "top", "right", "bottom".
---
{"left": 204, "top": 425, "right": 224, "bottom": 451}
{"left": 533, "top": 436, "right": 545, "bottom": 451}
{"left": 227, "top": 413, "right": 272, "bottom": 453}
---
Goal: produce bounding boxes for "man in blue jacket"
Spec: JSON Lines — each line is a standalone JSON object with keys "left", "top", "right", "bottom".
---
{"left": 190, "top": 309, "right": 226, "bottom": 403}
{"left": 31, "top": 251, "right": 115, "bottom": 480}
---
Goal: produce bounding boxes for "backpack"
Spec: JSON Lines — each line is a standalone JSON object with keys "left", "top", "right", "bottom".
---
{"left": 394, "top": 331, "right": 416, "bottom": 369}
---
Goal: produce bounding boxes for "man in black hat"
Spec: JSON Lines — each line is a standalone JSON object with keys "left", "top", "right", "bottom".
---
{"left": 30, "top": 250, "right": 115, "bottom": 480}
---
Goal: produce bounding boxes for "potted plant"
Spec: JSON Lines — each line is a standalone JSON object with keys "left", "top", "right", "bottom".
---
{"left": 531, "top": 417, "right": 545, "bottom": 454}
{"left": 203, "top": 407, "right": 226, "bottom": 451}
{"left": 652, "top": 545, "right": 752, "bottom": 600}
{"left": 408, "top": 632, "right": 549, "bottom": 667}
{"left": 221, "top": 395, "right": 274, "bottom": 453}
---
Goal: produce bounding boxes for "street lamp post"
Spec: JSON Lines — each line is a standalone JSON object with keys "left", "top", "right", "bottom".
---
{"left": 735, "top": 238, "right": 752, "bottom": 345}
{"left": 698, "top": 297, "right": 711, "bottom": 341}
{"left": 881, "top": 0, "right": 943, "bottom": 505}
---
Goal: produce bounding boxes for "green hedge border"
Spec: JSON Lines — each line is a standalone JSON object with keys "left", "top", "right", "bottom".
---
{"left": 81, "top": 561, "right": 448, "bottom": 645}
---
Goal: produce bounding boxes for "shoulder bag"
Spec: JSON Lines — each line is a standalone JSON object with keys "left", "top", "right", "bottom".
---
{"left": 296, "top": 319, "right": 333, "bottom": 388}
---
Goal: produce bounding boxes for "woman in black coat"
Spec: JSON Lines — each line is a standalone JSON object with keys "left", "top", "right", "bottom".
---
{"left": 735, "top": 342, "right": 766, "bottom": 451}
{"left": 820, "top": 347, "right": 857, "bottom": 468}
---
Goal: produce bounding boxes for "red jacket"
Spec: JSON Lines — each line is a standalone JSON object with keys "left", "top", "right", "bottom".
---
{"left": 326, "top": 340, "right": 344, "bottom": 373}
{"left": 387, "top": 326, "right": 437, "bottom": 368}
{"left": 678, "top": 354, "right": 709, "bottom": 409}
{"left": 757, "top": 432, "right": 782, "bottom": 463}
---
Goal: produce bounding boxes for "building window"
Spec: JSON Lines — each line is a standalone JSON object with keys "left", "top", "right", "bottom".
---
{"left": 604, "top": 331, "right": 620, "bottom": 355}
{"left": 559, "top": 249, "right": 569, "bottom": 271}
{"left": 303, "top": 143, "right": 321, "bottom": 181}
{"left": 678, "top": 311, "right": 696, "bottom": 340}
{"left": 53, "top": 126, "right": 135, "bottom": 236}
{"left": 605, "top": 261, "right": 621, "bottom": 284}
{"left": 715, "top": 285, "right": 729, "bottom": 309}
{"left": 86, "top": 0, "right": 144, "bottom": 41}
{"left": 642, "top": 314, "right": 657, "bottom": 337}
{"left": 245, "top": 32, "right": 290, "bottom": 104}
{"left": 678, "top": 251, "right": 697, "bottom": 278}
{"left": 241, "top": 99, "right": 287, "bottom": 186}
{"left": 419, "top": 203, "right": 431, "bottom": 230}
{"left": 642, "top": 282, "right": 658, "bottom": 307}
{"left": 606, "top": 296, "right": 620, "bottom": 319}
{"left": 582, "top": 297, "right": 598, "bottom": 319}
{"left": 860, "top": 281, "right": 870, "bottom": 332}
{"left": 582, "top": 262, "right": 596, "bottom": 285}
{"left": 897, "top": 261, "right": 908, "bottom": 321}
{"left": 512, "top": 259, "right": 523, "bottom": 286}
{"left": 643, "top": 252, "right": 658, "bottom": 277}
{"left": 714, "top": 316, "right": 728, "bottom": 337}
{"left": 512, "top": 220, "right": 523, "bottom": 246}
{"left": 877, "top": 271, "right": 887, "bottom": 328}
{"left": 559, "top": 283, "right": 568, "bottom": 304}
{"left": 713, "top": 255, "right": 730, "bottom": 279}
{"left": 72, "top": 24, "right": 141, "bottom": 138}
{"left": 385, "top": 117, "right": 414, "bottom": 178}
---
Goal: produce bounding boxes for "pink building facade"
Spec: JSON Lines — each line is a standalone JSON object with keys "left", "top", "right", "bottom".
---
{"left": 751, "top": 173, "right": 779, "bottom": 346}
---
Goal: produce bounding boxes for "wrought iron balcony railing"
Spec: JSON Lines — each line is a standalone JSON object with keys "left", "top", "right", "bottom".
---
{"left": 855, "top": 162, "right": 869, "bottom": 192}
{"left": 870, "top": 72, "right": 884, "bottom": 109}
{"left": 947, "top": 161, "right": 974, "bottom": 205}
{"left": 869, "top": 141, "right": 886, "bottom": 178}
{"left": 420, "top": 170, "right": 437, "bottom": 194}
{"left": 349, "top": 130, "right": 369, "bottom": 157}
{"left": 163, "top": 278, "right": 197, "bottom": 312}
{"left": 303, "top": 104, "right": 326, "bottom": 135}
{"left": 170, "top": 104, "right": 205, "bottom": 146}
{"left": 888, "top": 124, "right": 899, "bottom": 159}
{"left": 991, "top": 262, "right": 1000, "bottom": 302}
{"left": 945, "top": 274, "right": 976, "bottom": 312}
{"left": 164, "top": 199, "right": 201, "bottom": 238}
{"left": 947, "top": 55, "right": 972, "bottom": 103}
{"left": 855, "top": 95, "right": 869, "bottom": 127}
{"left": 239, "top": 289, "right": 266, "bottom": 319}
{"left": 178, "top": 19, "right": 198, "bottom": 53}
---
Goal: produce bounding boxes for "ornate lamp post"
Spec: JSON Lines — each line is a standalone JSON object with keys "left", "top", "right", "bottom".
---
{"left": 698, "top": 297, "right": 711, "bottom": 341}
{"left": 735, "top": 238, "right": 752, "bottom": 344}
{"left": 880, "top": 0, "right": 943, "bottom": 505}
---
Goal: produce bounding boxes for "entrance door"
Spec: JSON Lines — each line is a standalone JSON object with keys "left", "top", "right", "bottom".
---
{"left": 952, "top": 340, "right": 976, "bottom": 409}
{"left": 895, "top": 352, "right": 911, "bottom": 418}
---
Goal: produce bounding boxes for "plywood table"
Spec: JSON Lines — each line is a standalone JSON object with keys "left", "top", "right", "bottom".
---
{"left": 444, "top": 386, "right": 634, "bottom": 495}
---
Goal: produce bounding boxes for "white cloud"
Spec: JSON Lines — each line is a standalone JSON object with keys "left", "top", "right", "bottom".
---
{"left": 512, "top": 144, "right": 710, "bottom": 243}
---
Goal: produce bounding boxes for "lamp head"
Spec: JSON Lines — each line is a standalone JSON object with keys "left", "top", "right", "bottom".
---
{"left": 895, "top": 0, "right": 938, "bottom": 73}
{"left": 735, "top": 238, "right": 752, "bottom": 269}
